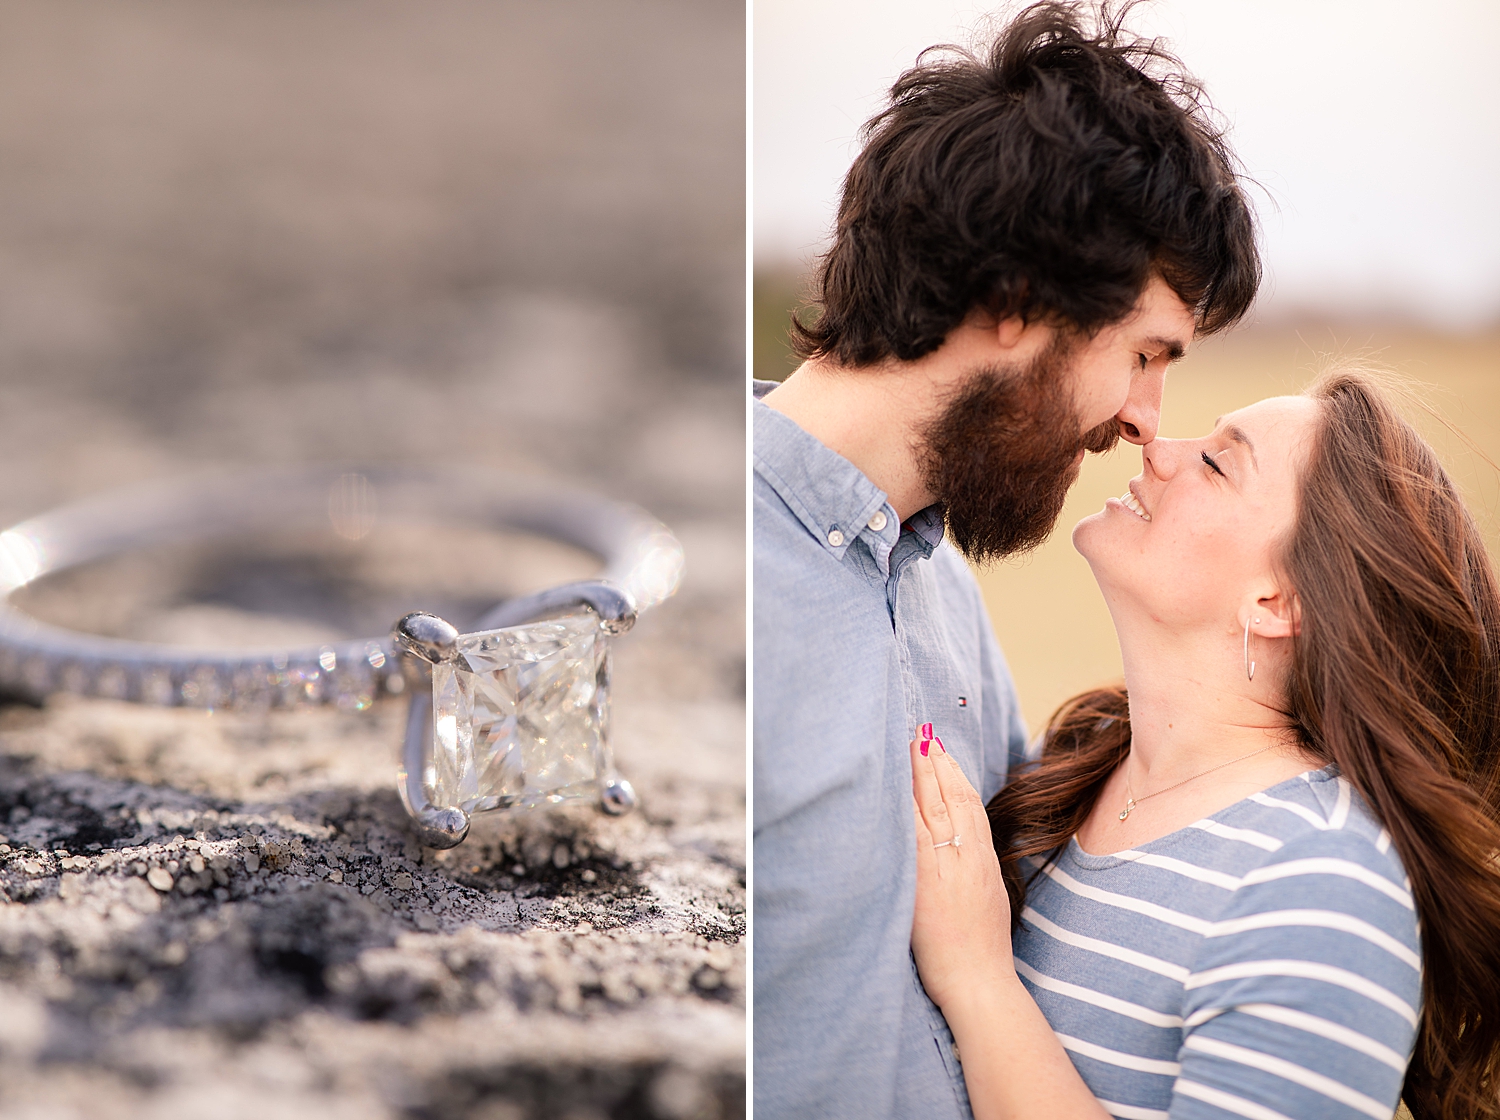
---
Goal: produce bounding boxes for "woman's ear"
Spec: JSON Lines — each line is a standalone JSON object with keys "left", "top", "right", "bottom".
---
{"left": 1244, "top": 589, "right": 1300, "bottom": 639}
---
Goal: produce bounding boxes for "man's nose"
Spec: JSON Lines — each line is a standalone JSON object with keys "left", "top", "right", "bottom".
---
{"left": 1116, "top": 361, "right": 1168, "bottom": 445}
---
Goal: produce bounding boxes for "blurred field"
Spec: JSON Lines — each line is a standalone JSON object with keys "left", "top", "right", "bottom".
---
{"left": 754, "top": 273, "right": 1500, "bottom": 734}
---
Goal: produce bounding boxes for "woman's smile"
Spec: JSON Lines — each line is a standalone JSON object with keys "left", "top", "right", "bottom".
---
{"left": 1109, "top": 482, "right": 1151, "bottom": 521}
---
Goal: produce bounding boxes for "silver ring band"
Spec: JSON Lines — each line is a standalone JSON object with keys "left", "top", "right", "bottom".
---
{"left": 0, "top": 466, "right": 680, "bottom": 707}
{"left": 0, "top": 466, "right": 684, "bottom": 848}
{"left": 932, "top": 834, "right": 962, "bottom": 850}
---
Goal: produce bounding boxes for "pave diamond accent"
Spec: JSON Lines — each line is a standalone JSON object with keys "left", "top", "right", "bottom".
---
{"left": 427, "top": 613, "right": 609, "bottom": 813}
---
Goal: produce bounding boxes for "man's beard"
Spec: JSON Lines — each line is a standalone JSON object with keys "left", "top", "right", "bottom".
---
{"left": 919, "top": 341, "right": 1119, "bottom": 565}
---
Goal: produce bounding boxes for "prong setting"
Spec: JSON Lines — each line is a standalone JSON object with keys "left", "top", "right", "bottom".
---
{"left": 393, "top": 612, "right": 460, "bottom": 664}
{"left": 412, "top": 806, "right": 470, "bottom": 849}
{"left": 600, "top": 776, "right": 637, "bottom": 816}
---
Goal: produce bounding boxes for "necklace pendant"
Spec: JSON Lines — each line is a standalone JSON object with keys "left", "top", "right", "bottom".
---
{"left": 1118, "top": 798, "right": 1136, "bottom": 821}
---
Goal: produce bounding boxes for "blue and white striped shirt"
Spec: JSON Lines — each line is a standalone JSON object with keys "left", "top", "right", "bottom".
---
{"left": 1013, "top": 766, "right": 1419, "bottom": 1120}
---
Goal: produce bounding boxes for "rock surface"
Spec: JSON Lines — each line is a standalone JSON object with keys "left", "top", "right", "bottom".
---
{"left": 0, "top": 2, "right": 744, "bottom": 1117}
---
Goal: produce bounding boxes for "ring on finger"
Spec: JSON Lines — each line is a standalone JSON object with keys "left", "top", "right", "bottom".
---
{"left": 932, "top": 834, "right": 962, "bottom": 851}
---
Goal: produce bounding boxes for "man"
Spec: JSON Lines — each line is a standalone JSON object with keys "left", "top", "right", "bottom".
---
{"left": 753, "top": 4, "right": 1260, "bottom": 1117}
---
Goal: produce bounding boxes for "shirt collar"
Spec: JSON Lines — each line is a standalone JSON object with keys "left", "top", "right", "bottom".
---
{"left": 753, "top": 379, "right": 945, "bottom": 561}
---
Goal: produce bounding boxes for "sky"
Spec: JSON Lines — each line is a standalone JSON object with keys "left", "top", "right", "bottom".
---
{"left": 754, "top": 0, "right": 1500, "bottom": 329}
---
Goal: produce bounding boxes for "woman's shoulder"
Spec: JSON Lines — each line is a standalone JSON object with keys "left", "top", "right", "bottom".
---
{"left": 1204, "top": 767, "right": 1418, "bottom": 941}
{"left": 1216, "top": 767, "right": 1403, "bottom": 866}
{"left": 1177, "top": 771, "right": 1421, "bottom": 1120}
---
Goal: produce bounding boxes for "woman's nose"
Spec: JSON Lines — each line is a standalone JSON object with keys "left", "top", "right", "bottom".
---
{"left": 1141, "top": 437, "right": 1185, "bottom": 479}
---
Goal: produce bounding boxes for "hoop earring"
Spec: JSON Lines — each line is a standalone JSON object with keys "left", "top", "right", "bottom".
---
{"left": 1244, "top": 616, "right": 1260, "bottom": 681}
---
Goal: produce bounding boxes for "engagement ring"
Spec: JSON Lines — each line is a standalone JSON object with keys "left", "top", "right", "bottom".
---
{"left": 933, "top": 834, "right": 962, "bottom": 850}
{"left": 0, "top": 467, "right": 683, "bottom": 849}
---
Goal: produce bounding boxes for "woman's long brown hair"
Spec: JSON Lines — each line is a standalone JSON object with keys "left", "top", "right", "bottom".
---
{"left": 988, "top": 370, "right": 1500, "bottom": 1119}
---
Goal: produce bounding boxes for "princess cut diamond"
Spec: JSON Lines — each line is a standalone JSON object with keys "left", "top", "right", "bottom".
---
{"left": 426, "top": 613, "right": 609, "bottom": 813}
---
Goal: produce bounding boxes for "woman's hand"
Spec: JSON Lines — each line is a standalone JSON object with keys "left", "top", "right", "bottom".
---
{"left": 908, "top": 728, "right": 1114, "bottom": 1120}
{"left": 910, "top": 726, "right": 1015, "bottom": 1013}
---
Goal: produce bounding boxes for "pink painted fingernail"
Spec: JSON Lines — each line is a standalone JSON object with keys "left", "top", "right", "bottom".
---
{"left": 920, "top": 723, "right": 933, "bottom": 740}
{"left": 919, "top": 739, "right": 930, "bottom": 757}
{"left": 935, "top": 736, "right": 946, "bottom": 753}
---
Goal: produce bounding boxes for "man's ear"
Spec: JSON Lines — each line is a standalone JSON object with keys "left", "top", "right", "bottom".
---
{"left": 984, "top": 311, "right": 1053, "bottom": 365}
{"left": 995, "top": 315, "right": 1030, "bottom": 352}
{"left": 1242, "top": 589, "right": 1300, "bottom": 639}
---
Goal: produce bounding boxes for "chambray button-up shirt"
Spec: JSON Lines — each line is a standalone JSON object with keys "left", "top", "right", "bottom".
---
{"left": 753, "top": 383, "right": 1030, "bottom": 1119}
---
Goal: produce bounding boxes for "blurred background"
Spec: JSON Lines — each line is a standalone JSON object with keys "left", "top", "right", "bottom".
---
{"left": 2, "top": 0, "right": 742, "bottom": 513}
{"left": 0, "top": 2, "right": 745, "bottom": 1116}
{"left": 754, "top": 0, "right": 1500, "bottom": 730}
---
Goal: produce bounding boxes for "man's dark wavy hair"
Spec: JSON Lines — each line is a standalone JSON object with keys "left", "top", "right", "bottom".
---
{"left": 790, "top": 2, "right": 1260, "bottom": 367}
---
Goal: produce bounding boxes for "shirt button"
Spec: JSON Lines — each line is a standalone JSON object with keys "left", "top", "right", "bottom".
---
{"left": 827, "top": 528, "right": 845, "bottom": 547}
{"left": 867, "top": 510, "right": 888, "bottom": 532}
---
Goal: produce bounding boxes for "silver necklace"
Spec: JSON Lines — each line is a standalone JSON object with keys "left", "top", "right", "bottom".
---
{"left": 1118, "top": 743, "right": 1278, "bottom": 821}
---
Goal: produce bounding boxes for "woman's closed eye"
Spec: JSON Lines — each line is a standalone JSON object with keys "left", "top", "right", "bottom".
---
{"left": 1201, "top": 450, "right": 1226, "bottom": 477}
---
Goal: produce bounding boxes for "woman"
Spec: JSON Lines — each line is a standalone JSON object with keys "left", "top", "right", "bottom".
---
{"left": 910, "top": 370, "right": 1500, "bottom": 1120}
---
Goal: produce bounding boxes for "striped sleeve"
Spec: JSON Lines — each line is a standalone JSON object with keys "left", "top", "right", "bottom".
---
{"left": 1169, "top": 828, "right": 1420, "bottom": 1120}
